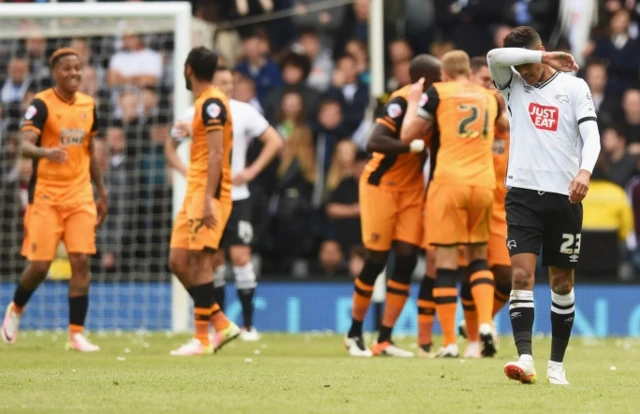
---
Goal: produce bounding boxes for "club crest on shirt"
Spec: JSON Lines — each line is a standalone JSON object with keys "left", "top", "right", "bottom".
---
{"left": 419, "top": 93, "right": 428, "bottom": 107}
{"left": 206, "top": 102, "right": 221, "bottom": 119}
{"left": 24, "top": 105, "right": 37, "bottom": 120}
{"left": 554, "top": 94, "right": 569, "bottom": 104}
{"left": 387, "top": 103, "right": 403, "bottom": 118}
{"left": 524, "top": 85, "right": 533, "bottom": 93}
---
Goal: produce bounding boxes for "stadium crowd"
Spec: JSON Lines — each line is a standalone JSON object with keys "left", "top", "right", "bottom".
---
{"left": 0, "top": 0, "right": 638, "bottom": 281}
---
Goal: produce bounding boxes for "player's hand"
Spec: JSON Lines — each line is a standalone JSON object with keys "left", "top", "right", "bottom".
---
{"left": 542, "top": 51, "right": 579, "bottom": 73}
{"left": 96, "top": 195, "right": 108, "bottom": 228}
{"left": 101, "top": 252, "right": 116, "bottom": 270}
{"left": 568, "top": 169, "right": 591, "bottom": 203}
{"left": 44, "top": 147, "right": 68, "bottom": 163}
{"left": 232, "top": 167, "right": 257, "bottom": 185}
{"left": 171, "top": 120, "right": 191, "bottom": 139}
{"left": 408, "top": 77, "right": 425, "bottom": 104}
{"left": 202, "top": 199, "right": 217, "bottom": 229}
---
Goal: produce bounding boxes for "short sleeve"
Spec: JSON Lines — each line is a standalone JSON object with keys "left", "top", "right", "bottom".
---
{"left": 201, "top": 97, "right": 228, "bottom": 132}
{"left": 417, "top": 86, "right": 440, "bottom": 120}
{"left": 573, "top": 79, "right": 598, "bottom": 125}
{"left": 91, "top": 104, "right": 99, "bottom": 135}
{"left": 375, "top": 96, "right": 407, "bottom": 133}
{"left": 244, "top": 104, "right": 270, "bottom": 138}
{"left": 21, "top": 98, "right": 48, "bottom": 134}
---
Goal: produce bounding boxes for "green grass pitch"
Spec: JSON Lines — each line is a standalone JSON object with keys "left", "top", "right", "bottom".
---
{"left": 0, "top": 332, "right": 638, "bottom": 413}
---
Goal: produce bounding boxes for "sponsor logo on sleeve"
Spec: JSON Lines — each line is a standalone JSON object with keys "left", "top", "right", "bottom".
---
{"left": 206, "top": 103, "right": 221, "bottom": 119}
{"left": 387, "top": 103, "right": 403, "bottom": 118}
{"left": 24, "top": 105, "right": 37, "bottom": 120}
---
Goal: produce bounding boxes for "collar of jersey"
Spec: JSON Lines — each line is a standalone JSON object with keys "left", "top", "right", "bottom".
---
{"left": 52, "top": 87, "right": 77, "bottom": 105}
{"left": 533, "top": 71, "right": 559, "bottom": 89}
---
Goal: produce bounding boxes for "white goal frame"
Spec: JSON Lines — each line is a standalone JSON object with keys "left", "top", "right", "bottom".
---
{"left": 0, "top": 1, "right": 193, "bottom": 333}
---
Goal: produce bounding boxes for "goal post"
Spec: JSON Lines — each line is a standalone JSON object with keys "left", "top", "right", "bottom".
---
{"left": 0, "top": 2, "right": 197, "bottom": 333}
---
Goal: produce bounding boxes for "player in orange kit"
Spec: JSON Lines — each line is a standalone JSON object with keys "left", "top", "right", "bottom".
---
{"left": 168, "top": 47, "right": 240, "bottom": 356}
{"left": 456, "top": 57, "right": 512, "bottom": 358}
{"left": 1, "top": 48, "right": 107, "bottom": 352}
{"left": 344, "top": 54, "right": 441, "bottom": 357}
{"left": 402, "top": 50, "right": 505, "bottom": 358}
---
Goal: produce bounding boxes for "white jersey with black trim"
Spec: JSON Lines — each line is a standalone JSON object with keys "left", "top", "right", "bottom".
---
{"left": 496, "top": 70, "right": 597, "bottom": 196}
{"left": 180, "top": 99, "right": 269, "bottom": 201}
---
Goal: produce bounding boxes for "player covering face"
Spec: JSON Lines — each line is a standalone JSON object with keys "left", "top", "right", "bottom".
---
{"left": 1, "top": 48, "right": 108, "bottom": 352}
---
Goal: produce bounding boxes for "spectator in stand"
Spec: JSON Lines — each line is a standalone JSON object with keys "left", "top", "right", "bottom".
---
{"left": 345, "top": 39, "right": 370, "bottom": 85}
{"left": 295, "top": 27, "right": 334, "bottom": 93}
{"left": 24, "top": 30, "right": 50, "bottom": 87}
{"left": 620, "top": 89, "right": 640, "bottom": 150}
{"left": 387, "top": 59, "right": 412, "bottom": 92}
{"left": 388, "top": 38, "right": 414, "bottom": 66}
{"left": 117, "top": 90, "right": 147, "bottom": 159}
{"left": 269, "top": 125, "right": 316, "bottom": 272}
{"left": 108, "top": 33, "right": 163, "bottom": 88}
{"left": 592, "top": 8, "right": 640, "bottom": 97}
{"left": 317, "top": 240, "right": 348, "bottom": 277}
{"left": 1, "top": 57, "right": 31, "bottom": 105}
{"left": 233, "top": 72, "right": 264, "bottom": 113}
{"left": 71, "top": 38, "right": 106, "bottom": 87}
{"left": 293, "top": 0, "right": 345, "bottom": 45}
{"left": 584, "top": 59, "right": 619, "bottom": 126}
{"left": 262, "top": 51, "right": 319, "bottom": 125}
{"left": 325, "top": 54, "right": 369, "bottom": 136}
{"left": 334, "top": 0, "right": 370, "bottom": 56}
{"left": 235, "top": 28, "right": 283, "bottom": 103}
{"left": 602, "top": 125, "right": 638, "bottom": 187}
{"left": 582, "top": 155, "right": 634, "bottom": 278}
{"left": 325, "top": 141, "right": 366, "bottom": 256}
{"left": 276, "top": 88, "right": 307, "bottom": 140}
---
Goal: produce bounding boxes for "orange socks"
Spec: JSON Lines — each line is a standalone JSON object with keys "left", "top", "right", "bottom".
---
{"left": 351, "top": 278, "right": 374, "bottom": 323}
{"left": 417, "top": 275, "right": 435, "bottom": 347}
{"left": 210, "top": 303, "right": 230, "bottom": 332}
{"left": 460, "top": 281, "right": 479, "bottom": 342}
{"left": 469, "top": 261, "right": 495, "bottom": 326}
{"left": 381, "top": 279, "right": 410, "bottom": 329}
{"left": 434, "top": 268, "right": 460, "bottom": 346}
{"left": 194, "top": 306, "right": 211, "bottom": 346}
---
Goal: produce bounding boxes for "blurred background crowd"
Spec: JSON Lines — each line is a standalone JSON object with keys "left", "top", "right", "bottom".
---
{"left": 0, "top": 0, "right": 638, "bottom": 282}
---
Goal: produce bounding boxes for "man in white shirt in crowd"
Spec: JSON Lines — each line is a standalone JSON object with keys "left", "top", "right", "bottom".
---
{"left": 108, "top": 33, "right": 163, "bottom": 88}
{"left": 487, "top": 26, "right": 601, "bottom": 386}
{"left": 166, "top": 65, "right": 283, "bottom": 342}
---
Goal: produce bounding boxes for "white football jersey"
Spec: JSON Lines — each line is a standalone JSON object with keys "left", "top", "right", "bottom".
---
{"left": 180, "top": 99, "right": 269, "bottom": 201}
{"left": 499, "top": 71, "right": 597, "bottom": 195}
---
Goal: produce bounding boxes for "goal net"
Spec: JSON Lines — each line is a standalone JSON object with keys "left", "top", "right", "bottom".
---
{"left": 0, "top": 2, "right": 204, "bottom": 333}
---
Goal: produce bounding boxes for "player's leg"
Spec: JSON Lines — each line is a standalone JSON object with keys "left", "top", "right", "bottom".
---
{"left": 427, "top": 183, "right": 464, "bottom": 358}
{"left": 344, "top": 183, "right": 394, "bottom": 356}
{"left": 503, "top": 188, "right": 544, "bottom": 383}
{"left": 372, "top": 190, "right": 423, "bottom": 357}
{"left": 229, "top": 245, "right": 259, "bottom": 340}
{"left": 2, "top": 204, "right": 61, "bottom": 344}
{"left": 488, "top": 211, "right": 512, "bottom": 317}
{"left": 542, "top": 196, "right": 582, "bottom": 385}
{"left": 459, "top": 263, "right": 482, "bottom": 358}
{"left": 63, "top": 202, "right": 100, "bottom": 352}
{"left": 491, "top": 265, "right": 511, "bottom": 316}
{"left": 417, "top": 247, "right": 436, "bottom": 358}
{"left": 212, "top": 249, "right": 226, "bottom": 310}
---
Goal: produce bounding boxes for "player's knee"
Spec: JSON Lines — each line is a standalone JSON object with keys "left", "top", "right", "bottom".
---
{"left": 391, "top": 254, "right": 417, "bottom": 284}
{"left": 394, "top": 242, "right": 418, "bottom": 257}
{"left": 511, "top": 266, "right": 534, "bottom": 290}
{"left": 169, "top": 250, "right": 188, "bottom": 277}
{"left": 549, "top": 268, "right": 573, "bottom": 295}
{"left": 358, "top": 260, "right": 386, "bottom": 286}
{"left": 230, "top": 246, "right": 251, "bottom": 267}
{"left": 68, "top": 254, "right": 90, "bottom": 278}
{"left": 425, "top": 249, "right": 436, "bottom": 278}
{"left": 365, "top": 249, "right": 389, "bottom": 265}
{"left": 234, "top": 262, "right": 257, "bottom": 290}
{"left": 467, "top": 244, "right": 488, "bottom": 262}
{"left": 26, "top": 261, "right": 51, "bottom": 280}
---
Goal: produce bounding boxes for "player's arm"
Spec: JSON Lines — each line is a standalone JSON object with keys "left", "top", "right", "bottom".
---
{"left": 569, "top": 80, "right": 601, "bottom": 203}
{"left": 89, "top": 107, "right": 108, "bottom": 227}
{"left": 492, "top": 93, "right": 510, "bottom": 132}
{"left": 366, "top": 123, "right": 412, "bottom": 154}
{"left": 400, "top": 81, "right": 437, "bottom": 144}
{"left": 487, "top": 48, "right": 579, "bottom": 89}
{"left": 202, "top": 98, "right": 228, "bottom": 228}
{"left": 234, "top": 107, "right": 283, "bottom": 185}
{"left": 19, "top": 98, "right": 67, "bottom": 163}
{"left": 164, "top": 108, "right": 194, "bottom": 177}
{"left": 326, "top": 202, "right": 360, "bottom": 219}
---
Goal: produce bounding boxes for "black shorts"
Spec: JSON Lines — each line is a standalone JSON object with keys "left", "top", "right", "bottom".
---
{"left": 221, "top": 199, "right": 254, "bottom": 248}
{"left": 505, "top": 187, "right": 583, "bottom": 269}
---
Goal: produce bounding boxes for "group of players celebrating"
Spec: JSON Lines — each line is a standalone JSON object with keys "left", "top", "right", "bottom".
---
{"left": 1, "top": 25, "right": 600, "bottom": 385}
{"left": 345, "top": 26, "right": 600, "bottom": 386}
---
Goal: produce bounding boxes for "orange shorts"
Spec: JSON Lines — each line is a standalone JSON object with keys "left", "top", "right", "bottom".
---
{"left": 426, "top": 182, "right": 493, "bottom": 246}
{"left": 22, "top": 201, "right": 97, "bottom": 261}
{"left": 170, "top": 193, "right": 232, "bottom": 251}
{"left": 423, "top": 212, "right": 468, "bottom": 266}
{"left": 488, "top": 205, "right": 510, "bottom": 267}
{"left": 360, "top": 183, "right": 423, "bottom": 251}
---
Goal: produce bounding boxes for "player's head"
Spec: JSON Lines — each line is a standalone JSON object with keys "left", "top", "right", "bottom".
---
{"left": 409, "top": 54, "right": 441, "bottom": 89}
{"left": 503, "top": 26, "right": 547, "bottom": 85}
{"left": 184, "top": 46, "right": 218, "bottom": 91}
{"left": 470, "top": 56, "right": 493, "bottom": 89}
{"left": 50, "top": 48, "right": 82, "bottom": 94}
{"left": 213, "top": 65, "right": 233, "bottom": 97}
{"left": 440, "top": 50, "right": 470, "bottom": 82}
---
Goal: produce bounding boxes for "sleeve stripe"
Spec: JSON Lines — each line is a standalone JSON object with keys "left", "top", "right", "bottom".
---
{"left": 205, "top": 126, "right": 224, "bottom": 132}
{"left": 578, "top": 116, "right": 597, "bottom": 125}
{"left": 493, "top": 73, "right": 513, "bottom": 91}
{"left": 417, "top": 108, "right": 433, "bottom": 121}
{"left": 376, "top": 118, "right": 396, "bottom": 132}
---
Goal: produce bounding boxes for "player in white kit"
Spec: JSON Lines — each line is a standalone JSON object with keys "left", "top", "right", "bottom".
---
{"left": 167, "top": 66, "right": 283, "bottom": 342}
{"left": 487, "top": 26, "right": 601, "bottom": 385}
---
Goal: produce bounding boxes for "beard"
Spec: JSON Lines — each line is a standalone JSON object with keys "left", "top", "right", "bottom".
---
{"left": 185, "top": 74, "right": 192, "bottom": 91}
